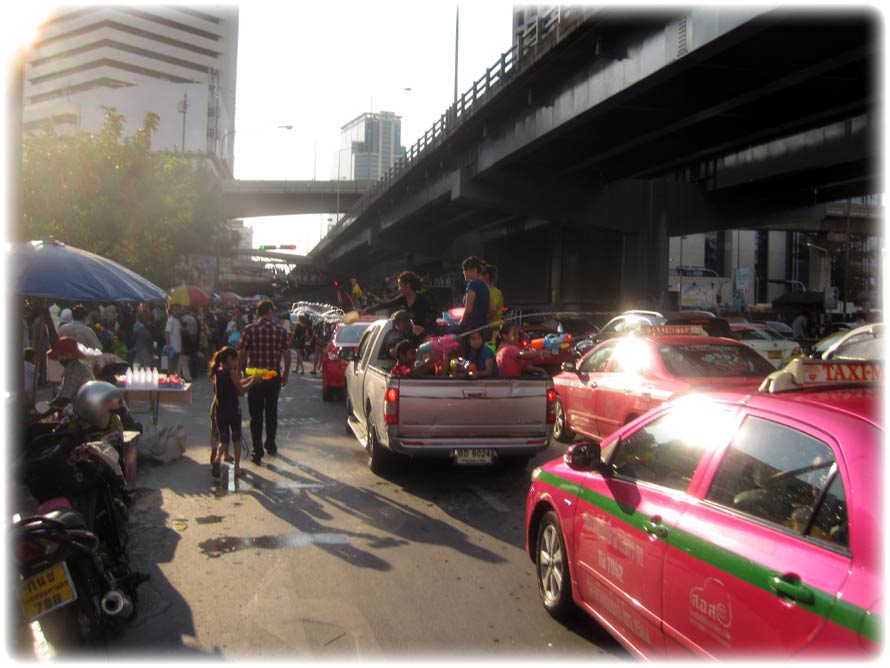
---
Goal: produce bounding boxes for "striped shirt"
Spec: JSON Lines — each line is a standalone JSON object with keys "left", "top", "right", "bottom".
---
{"left": 239, "top": 318, "right": 289, "bottom": 373}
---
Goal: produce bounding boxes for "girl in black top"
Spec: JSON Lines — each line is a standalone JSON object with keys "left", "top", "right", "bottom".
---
{"left": 209, "top": 346, "right": 257, "bottom": 479}
{"left": 363, "top": 271, "right": 437, "bottom": 337}
{"left": 291, "top": 314, "right": 309, "bottom": 374}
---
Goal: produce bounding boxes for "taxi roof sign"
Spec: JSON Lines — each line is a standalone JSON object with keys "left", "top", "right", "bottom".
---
{"left": 638, "top": 324, "right": 706, "bottom": 337}
{"left": 759, "top": 359, "right": 883, "bottom": 394}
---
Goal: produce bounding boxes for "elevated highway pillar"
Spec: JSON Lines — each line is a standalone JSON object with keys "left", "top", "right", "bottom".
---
{"left": 619, "top": 180, "right": 670, "bottom": 308}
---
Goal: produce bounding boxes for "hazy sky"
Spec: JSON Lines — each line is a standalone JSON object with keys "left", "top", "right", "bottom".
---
{"left": 232, "top": 1, "right": 516, "bottom": 254}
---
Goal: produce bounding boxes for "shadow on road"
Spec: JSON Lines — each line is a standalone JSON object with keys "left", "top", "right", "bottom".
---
{"left": 211, "top": 451, "right": 507, "bottom": 570}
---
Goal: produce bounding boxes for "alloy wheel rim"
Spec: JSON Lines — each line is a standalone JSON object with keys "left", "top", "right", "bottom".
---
{"left": 555, "top": 402, "right": 565, "bottom": 436}
{"left": 539, "top": 524, "right": 563, "bottom": 603}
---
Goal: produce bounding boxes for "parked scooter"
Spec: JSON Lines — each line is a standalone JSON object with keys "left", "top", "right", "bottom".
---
{"left": 12, "top": 381, "right": 149, "bottom": 652}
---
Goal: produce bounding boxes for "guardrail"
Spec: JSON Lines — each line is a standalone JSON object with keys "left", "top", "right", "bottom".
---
{"left": 319, "top": 5, "right": 593, "bottom": 249}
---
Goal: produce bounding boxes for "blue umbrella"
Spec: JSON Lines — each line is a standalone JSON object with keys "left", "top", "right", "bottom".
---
{"left": 9, "top": 239, "right": 167, "bottom": 302}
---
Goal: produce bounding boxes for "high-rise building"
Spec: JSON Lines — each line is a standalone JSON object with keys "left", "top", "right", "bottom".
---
{"left": 22, "top": 6, "right": 239, "bottom": 174}
{"left": 336, "top": 111, "right": 406, "bottom": 181}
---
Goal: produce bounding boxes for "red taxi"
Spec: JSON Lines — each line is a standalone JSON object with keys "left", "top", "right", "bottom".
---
{"left": 322, "top": 321, "right": 372, "bottom": 401}
{"left": 526, "top": 359, "right": 882, "bottom": 659}
{"left": 551, "top": 326, "right": 775, "bottom": 443}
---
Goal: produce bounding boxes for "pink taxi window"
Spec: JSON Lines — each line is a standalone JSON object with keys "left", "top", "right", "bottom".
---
{"left": 608, "top": 407, "right": 734, "bottom": 492}
{"left": 704, "top": 416, "right": 848, "bottom": 548}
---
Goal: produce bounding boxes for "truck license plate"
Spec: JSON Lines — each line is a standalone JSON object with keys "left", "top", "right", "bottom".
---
{"left": 768, "top": 350, "right": 783, "bottom": 359}
{"left": 20, "top": 562, "right": 77, "bottom": 622}
{"left": 453, "top": 448, "right": 494, "bottom": 465}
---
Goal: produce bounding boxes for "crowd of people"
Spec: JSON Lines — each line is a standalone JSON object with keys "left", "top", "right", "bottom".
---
{"left": 20, "top": 255, "right": 550, "bottom": 481}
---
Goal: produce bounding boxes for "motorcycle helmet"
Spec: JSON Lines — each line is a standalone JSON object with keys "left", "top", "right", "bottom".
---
{"left": 73, "top": 381, "right": 123, "bottom": 430}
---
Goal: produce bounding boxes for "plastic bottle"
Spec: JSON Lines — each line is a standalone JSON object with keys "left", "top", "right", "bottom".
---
{"left": 125, "top": 367, "right": 133, "bottom": 386}
{"left": 152, "top": 368, "right": 159, "bottom": 389}
{"left": 139, "top": 368, "right": 147, "bottom": 388}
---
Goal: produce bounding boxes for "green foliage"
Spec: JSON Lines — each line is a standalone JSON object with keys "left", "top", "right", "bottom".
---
{"left": 20, "top": 107, "right": 228, "bottom": 286}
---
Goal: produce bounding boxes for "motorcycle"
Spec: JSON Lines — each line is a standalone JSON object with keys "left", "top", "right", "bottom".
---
{"left": 12, "top": 381, "right": 149, "bottom": 652}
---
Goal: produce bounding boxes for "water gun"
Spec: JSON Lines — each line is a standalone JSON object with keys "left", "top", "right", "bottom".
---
{"left": 449, "top": 358, "right": 477, "bottom": 376}
{"left": 418, "top": 335, "right": 462, "bottom": 358}
{"left": 529, "top": 333, "right": 572, "bottom": 354}
{"left": 245, "top": 367, "right": 278, "bottom": 380}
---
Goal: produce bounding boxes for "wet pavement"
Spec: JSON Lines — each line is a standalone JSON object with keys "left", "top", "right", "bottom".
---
{"left": 20, "top": 370, "right": 626, "bottom": 661}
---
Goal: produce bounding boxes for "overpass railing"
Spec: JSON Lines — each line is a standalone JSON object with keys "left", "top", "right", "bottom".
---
{"left": 319, "top": 5, "right": 595, "bottom": 250}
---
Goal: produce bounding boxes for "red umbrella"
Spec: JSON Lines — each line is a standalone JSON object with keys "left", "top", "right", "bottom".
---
{"left": 218, "top": 291, "right": 243, "bottom": 305}
{"left": 169, "top": 284, "right": 210, "bottom": 306}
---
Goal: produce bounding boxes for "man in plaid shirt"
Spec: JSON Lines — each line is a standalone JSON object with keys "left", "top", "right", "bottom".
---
{"left": 238, "top": 300, "right": 291, "bottom": 464}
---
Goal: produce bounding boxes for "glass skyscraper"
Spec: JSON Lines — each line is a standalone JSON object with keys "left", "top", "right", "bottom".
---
{"left": 336, "top": 111, "right": 406, "bottom": 181}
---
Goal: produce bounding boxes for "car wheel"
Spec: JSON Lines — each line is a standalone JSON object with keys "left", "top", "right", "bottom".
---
{"left": 365, "top": 418, "right": 391, "bottom": 475}
{"left": 552, "top": 398, "right": 575, "bottom": 443}
{"left": 536, "top": 510, "right": 575, "bottom": 621}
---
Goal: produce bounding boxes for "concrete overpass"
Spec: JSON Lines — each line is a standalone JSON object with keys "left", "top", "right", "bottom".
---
{"left": 310, "top": 6, "right": 880, "bottom": 307}
{"left": 220, "top": 179, "right": 374, "bottom": 218}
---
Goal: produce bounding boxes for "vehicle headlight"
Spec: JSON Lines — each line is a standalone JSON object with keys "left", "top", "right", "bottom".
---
{"left": 530, "top": 466, "right": 542, "bottom": 481}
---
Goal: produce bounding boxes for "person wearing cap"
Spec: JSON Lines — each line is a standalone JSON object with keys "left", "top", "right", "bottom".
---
{"left": 47, "top": 336, "right": 95, "bottom": 410}
{"left": 59, "top": 304, "right": 103, "bottom": 351}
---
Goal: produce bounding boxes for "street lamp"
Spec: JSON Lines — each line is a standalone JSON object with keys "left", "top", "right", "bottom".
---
{"left": 807, "top": 242, "right": 830, "bottom": 296}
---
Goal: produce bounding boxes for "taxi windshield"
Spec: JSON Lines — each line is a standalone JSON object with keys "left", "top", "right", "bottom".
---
{"left": 659, "top": 343, "right": 775, "bottom": 377}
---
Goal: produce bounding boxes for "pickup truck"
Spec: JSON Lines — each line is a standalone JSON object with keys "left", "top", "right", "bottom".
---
{"left": 345, "top": 319, "right": 556, "bottom": 474}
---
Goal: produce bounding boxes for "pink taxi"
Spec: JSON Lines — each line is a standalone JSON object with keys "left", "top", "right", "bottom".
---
{"left": 551, "top": 327, "right": 775, "bottom": 443}
{"left": 526, "top": 359, "right": 882, "bottom": 659}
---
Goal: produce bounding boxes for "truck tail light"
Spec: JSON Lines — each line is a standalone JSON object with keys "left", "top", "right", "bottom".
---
{"left": 384, "top": 388, "right": 399, "bottom": 425}
{"left": 546, "top": 389, "right": 557, "bottom": 424}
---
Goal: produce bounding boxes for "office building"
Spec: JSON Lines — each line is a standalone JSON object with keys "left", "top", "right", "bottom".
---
{"left": 336, "top": 111, "right": 406, "bottom": 181}
{"left": 23, "top": 6, "right": 239, "bottom": 174}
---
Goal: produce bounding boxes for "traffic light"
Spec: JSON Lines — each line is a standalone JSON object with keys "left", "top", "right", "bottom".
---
{"left": 280, "top": 245, "right": 296, "bottom": 250}
{"left": 258, "top": 244, "right": 296, "bottom": 251}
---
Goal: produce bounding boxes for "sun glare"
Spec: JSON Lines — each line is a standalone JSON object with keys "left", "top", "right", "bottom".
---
{"left": 2, "top": 4, "right": 53, "bottom": 55}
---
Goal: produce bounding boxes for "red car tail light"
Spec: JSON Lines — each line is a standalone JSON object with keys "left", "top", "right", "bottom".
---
{"left": 384, "top": 388, "right": 399, "bottom": 425}
{"left": 546, "top": 389, "right": 557, "bottom": 424}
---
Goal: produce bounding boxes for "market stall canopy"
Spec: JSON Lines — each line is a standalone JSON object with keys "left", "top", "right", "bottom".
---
{"left": 10, "top": 239, "right": 167, "bottom": 302}
{"left": 168, "top": 283, "right": 210, "bottom": 306}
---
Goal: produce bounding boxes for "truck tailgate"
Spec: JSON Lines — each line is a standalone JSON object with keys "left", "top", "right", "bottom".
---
{"left": 396, "top": 378, "right": 551, "bottom": 439}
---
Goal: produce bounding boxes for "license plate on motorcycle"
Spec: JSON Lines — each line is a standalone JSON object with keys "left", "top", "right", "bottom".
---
{"left": 453, "top": 448, "right": 494, "bottom": 465}
{"left": 768, "top": 350, "right": 783, "bottom": 359}
{"left": 20, "top": 562, "right": 77, "bottom": 622}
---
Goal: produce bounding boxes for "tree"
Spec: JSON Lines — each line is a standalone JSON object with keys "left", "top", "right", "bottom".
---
{"left": 20, "top": 107, "right": 227, "bottom": 287}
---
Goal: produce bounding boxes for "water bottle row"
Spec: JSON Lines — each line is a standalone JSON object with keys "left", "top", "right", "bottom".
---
{"left": 124, "top": 366, "right": 160, "bottom": 389}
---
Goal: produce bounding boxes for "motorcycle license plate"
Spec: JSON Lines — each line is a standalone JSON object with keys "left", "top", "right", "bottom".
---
{"left": 20, "top": 562, "right": 77, "bottom": 622}
{"left": 453, "top": 448, "right": 494, "bottom": 465}
{"left": 768, "top": 350, "right": 783, "bottom": 359}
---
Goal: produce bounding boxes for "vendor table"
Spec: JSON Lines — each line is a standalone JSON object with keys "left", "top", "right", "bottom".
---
{"left": 121, "top": 384, "right": 192, "bottom": 426}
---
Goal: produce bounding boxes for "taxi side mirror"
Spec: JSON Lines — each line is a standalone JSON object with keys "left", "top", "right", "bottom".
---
{"left": 342, "top": 348, "right": 356, "bottom": 361}
{"left": 561, "top": 361, "right": 577, "bottom": 373}
{"left": 564, "top": 441, "right": 603, "bottom": 472}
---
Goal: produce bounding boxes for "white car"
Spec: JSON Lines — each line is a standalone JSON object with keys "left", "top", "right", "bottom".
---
{"left": 730, "top": 323, "right": 801, "bottom": 368}
{"left": 765, "top": 320, "right": 795, "bottom": 337}
{"left": 822, "top": 322, "right": 883, "bottom": 360}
